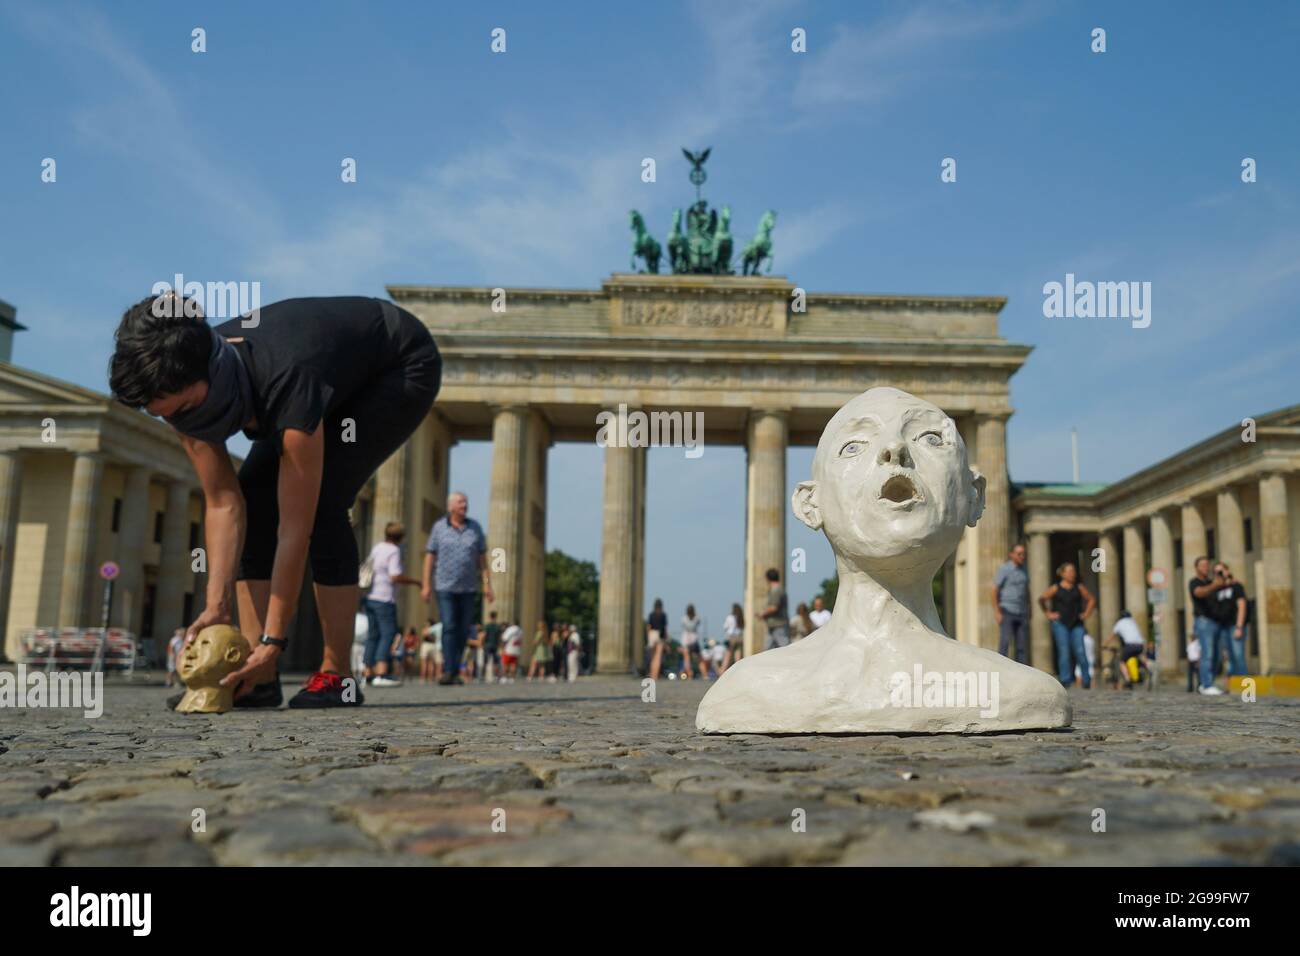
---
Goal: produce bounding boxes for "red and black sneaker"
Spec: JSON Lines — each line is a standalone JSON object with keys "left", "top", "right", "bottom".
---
{"left": 287, "top": 671, "right": 365, "bottom": 708}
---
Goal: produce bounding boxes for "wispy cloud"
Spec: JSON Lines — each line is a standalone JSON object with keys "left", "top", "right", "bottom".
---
{"left": 792, "top": 2, "right": 1041, "bottom": 109}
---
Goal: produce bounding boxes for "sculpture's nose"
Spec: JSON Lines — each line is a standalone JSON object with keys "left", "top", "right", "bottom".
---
{"left": 876, "top": 438, "right": 912, "bottom": 468}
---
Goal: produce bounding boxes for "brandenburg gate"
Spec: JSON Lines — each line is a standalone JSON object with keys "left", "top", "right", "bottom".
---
{"left": 381, "top": 272, "right": 1029, "bottom": 670}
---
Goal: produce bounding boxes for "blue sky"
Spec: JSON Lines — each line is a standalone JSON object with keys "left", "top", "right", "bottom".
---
{"left": 3, "top": 1, "right": 1297, "bottom": 636}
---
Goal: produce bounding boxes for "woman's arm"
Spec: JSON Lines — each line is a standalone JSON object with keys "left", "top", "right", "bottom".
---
{"left": 179, "top": 435, "right": 245, "bottom": 639}
{"left": 264, "top": 427, "right": 324, "bottom": 640}
{"left": 1080, "top": 584, "right": 1097, "bottom": 620}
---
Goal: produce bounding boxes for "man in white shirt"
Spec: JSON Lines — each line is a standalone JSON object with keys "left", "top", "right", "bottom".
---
{"left": 809, "top": 596, "right": 832, "bottom": 631}
{"left": 1112, "top": 610, "right": 1146, "bottom": 687}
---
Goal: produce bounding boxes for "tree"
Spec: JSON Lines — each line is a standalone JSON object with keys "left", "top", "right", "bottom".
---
{"left": 544, "top": 550, "right": 599, "bottom": 639}
{"left": 816, "top": 575, "right": 838, "bottom": 610}
{"left": 816, "top": 571, "right": 943, "bottom": 617}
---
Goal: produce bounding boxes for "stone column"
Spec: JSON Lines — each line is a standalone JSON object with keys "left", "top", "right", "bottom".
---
{"left": 1097, "top": 527, "right": 1121, "bottom": 651}
{"left": 153, "top": 480, "right": 193, "bottom": 640}
{"left": 372, "top": 443, "right": 411, "bottom": 548}
{"left": 596, "top": 441, "right": 637, "bottom": 673}
{"left": 486, "top": 405, "right": 528, "bottom": 628}
{"left": 58, "top": 452, "right": 103, "bottom": 627}
{"left": 1027, "top": 531, "right": 1051, "bottom": 671}
{"left": 630, "top": 443, "right": 647, "bottom": 664}
{"left": 1180, "top": 500, "right": 1206, "bottom": 620}
{"left": 1216, "top": 485, "right": 1246, "bottom": 578}
{"left": 1122, "top": 523, "right": 1148, "bottom": 640}
{"left": 974, "top": 413, "right": 1011, "bottom": 651}
{"left": 113, "top": 467, "right": 153, "bottom": 633}
{"left": 0, "top": 452, "right": 24, "bottom": 661}
{"left": 517, "top": 412, "right": 551, "bottom": 648}
{"left": 1258, "top": 473, "right": 1297, "bottom": 674}
{"left": 1149, "top": 509, "right": 1177, "bottom": 673}
{"left": 744, "top": 409, "right": 787, "bottom": 657}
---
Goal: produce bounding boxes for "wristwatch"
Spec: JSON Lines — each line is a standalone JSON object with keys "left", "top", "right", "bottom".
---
{"left": 259, "top": 635, "right": 289, "bottom": 650}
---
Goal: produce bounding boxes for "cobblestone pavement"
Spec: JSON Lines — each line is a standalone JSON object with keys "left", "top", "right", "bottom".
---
{"left": 1, "top": 673, "right": 1297, "bottom": 866}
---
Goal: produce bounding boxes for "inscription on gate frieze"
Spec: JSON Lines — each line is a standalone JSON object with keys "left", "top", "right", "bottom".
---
{"left": 622, "top": 298, "right": 773, "bottom": 329}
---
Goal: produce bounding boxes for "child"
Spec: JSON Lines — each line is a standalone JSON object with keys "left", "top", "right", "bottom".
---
{"left": 566, "top": 627, "right": 582, "bottom": 681}
{"left": 1186, "top": 634, "right": 1201, "bottom": 693}
{"left": 166, "top": 628, "right": 186, "bottom": 687}
{"left": 501, "top": 622, "right": 523, "bottom": 682}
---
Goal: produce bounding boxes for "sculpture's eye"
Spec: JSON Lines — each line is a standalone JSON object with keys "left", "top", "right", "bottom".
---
{"left": 919, "top": 431, "right": 944, "bottom": 447}
{"left": 839, "top": 440, "right": 866, "bottom": 457}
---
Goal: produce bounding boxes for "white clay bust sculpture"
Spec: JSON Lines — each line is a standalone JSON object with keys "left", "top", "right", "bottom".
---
{"left": 697, "top": 387, "right": 1071, "bottom": 734}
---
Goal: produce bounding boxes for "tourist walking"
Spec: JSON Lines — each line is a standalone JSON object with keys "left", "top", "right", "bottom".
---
{"left": 481, "top": 611, "right": 502, "bottom": 682}
{"left": 646, "top": 598, "right": 668, "bottom": 679}
{"left": 422, "top": 492, "right": 492, "bottom": 686}
{"left": 758, "top": 568, "right": 789, "bottom": 649}
{"left": 809, "top": 596, "right": 831, "bottom": 631}
{"left": 1039, "top": 562, "right": 1096, "bottom": 688}
{"left": 1112, "top": 610, "right": 1146, "bottom": 688}
{"left": 565, "top": 626, "right": 582, "bottom": 682}
{"left": 166, "top": 628, "right": 186, "bottom": 687}
{"left": 992, "top": 542, "right": 1030, "bottom": 663}
{"left": 1188, "top": 557, "right": 1229, "bottom": 695}
{"left": 679, "top": 604, "right": 702, "bottom": 678}
{"left": 364, "top": 521, "right": 421, "bottom": 689}
{"left": 547, "top": 625, "right": 562, "bottom": 682}
{"left": 419, "top": 618, "right": 441, "bottom": 683}
{"left": 500, "top": 621, "right": 523, "bottom": 682}
{"left": 528, "top": 621, "right": 551, "bottom": 680}
{"left": 1185, "top": 632, "right": 1201, "bottom": 692}
{"left": 720, "top": 603, "right": 744, "bottom": 673}
{"left": 785, "top": 606, "right": 806, "bottom": 642}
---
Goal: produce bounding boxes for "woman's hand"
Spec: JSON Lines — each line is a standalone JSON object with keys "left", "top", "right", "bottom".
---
{"left": 184, "top": 602, "right": 233, "bottom": 647}
{"left": 1046, "top": 611, "right": 1061, "bottom": 622}
{"left": 221, "top": 642, "right": 281, "bottom": 690}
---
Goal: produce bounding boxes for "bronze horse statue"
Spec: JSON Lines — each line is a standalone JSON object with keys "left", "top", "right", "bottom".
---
{"left": 629, "top": 210, "right": 661, "bottom": 274}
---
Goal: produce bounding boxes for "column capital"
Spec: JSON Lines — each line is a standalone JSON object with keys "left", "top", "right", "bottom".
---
{"left": 489, "top": 402, "right": 530, "bottom": 417}
{"left": 972, "top": 409, "right": 1013, "bottom": 423}
{"left": 748, "top": 407, "right": 790, "bottom": 422}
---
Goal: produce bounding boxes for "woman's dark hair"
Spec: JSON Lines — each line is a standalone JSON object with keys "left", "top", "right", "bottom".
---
{"left": 108, "top": 293, "right": 212, "bottom": 409}
{"left": 731, "top": 602, "right": 744, "bottom": 629}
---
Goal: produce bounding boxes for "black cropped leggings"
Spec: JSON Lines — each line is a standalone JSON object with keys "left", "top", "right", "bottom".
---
{"left": 236, "top": 305, "right": 441, "bottom": 586}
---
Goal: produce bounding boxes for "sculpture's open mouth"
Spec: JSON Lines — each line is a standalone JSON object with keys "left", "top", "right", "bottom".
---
{"left": 879, "top": 473, "right": 921, "bottom": 505}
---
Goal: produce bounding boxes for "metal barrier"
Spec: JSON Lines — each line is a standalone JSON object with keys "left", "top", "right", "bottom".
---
{"left": 18, "top": 627, "right": 138, "bottom": 675}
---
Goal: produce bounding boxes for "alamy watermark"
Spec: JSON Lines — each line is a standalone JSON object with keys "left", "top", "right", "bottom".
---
{"left": 888, "top": 664, "right": 1000, "bottom": 718}
{"left": 0, "top": 665, "right": 103, "bottom": 718}
{"left": 596, "top": 403, "right": 704, "bottom": 459}
{"left": 1042, "top": 273, "right": 1151, "bottom": 329}
{"left": 151, "top": 272, "right": 261, "bottom": 327}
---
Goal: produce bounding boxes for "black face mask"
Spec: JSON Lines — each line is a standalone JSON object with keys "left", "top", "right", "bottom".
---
{"left": 164, "top": 328, "right": 254, "bottom": 443}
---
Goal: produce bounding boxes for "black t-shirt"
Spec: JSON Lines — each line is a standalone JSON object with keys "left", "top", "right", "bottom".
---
{"left": 1050, "top": 583, "right": 1084, "bottom": 629}
{"left": 215, "top": 297, "right": 398, "bottom": 449}
{"left": 483, "top": 622, "right": 502, "bottom": 651}
{"left": 1210, "top": 581, "right": 1247, "bottom": 625}
{"left": 648, "top": 610, "right": 667, "bottom": 634}
{"left": 1189, "top": 576, "right": 1217, "bottom": 618}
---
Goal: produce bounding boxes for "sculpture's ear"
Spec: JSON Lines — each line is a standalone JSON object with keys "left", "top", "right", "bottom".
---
{"left": 967, "top": 466, "right": 987, "bottom": 528}
{"left": 792, "top": 480, "right": 822, "bottom": 531}
{"left": 224, "top": 644, "right": 245, "bottom": 665}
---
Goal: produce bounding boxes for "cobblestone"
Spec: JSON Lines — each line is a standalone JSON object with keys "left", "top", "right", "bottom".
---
{"left": 0, "top": 673, "right": 1296, "bottom": 865}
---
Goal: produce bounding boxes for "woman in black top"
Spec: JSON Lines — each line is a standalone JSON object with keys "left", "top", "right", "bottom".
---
{"left": 1038, "top": 561, "right": 1097, "bottom": 689}
{"left": 646, "top": 598, "right": 669, "bottom": 679}
{"left": 110, "top": 293, "right": 440, "bottom": 708}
